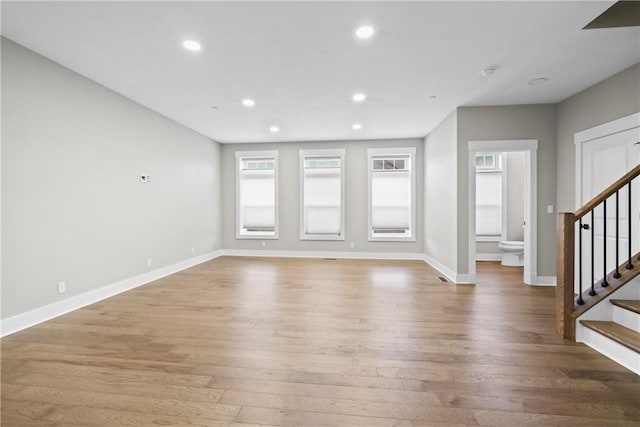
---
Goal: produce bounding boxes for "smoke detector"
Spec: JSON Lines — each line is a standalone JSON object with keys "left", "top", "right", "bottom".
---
{"left": 481, "top": 67, "right": 496, "bottom": 77}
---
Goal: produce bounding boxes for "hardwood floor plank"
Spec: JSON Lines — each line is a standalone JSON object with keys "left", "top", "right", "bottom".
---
{"left": 5, "top": 360, "right": 211, "bottom": 387}
{"left": 193, "top": 364, "right": 405, "bottom": 390}
{"left": 472, "top": 409, "right": 640, "bottom": 427}
{"left": 12, "top": 372, "right": 225, "bottom": 403}
{"left": 219, "top": 389, "right": 478, "bottom": 424}
{"left": 234, "top": 406, "right": 474, "bottom": 427}
{"left": 2, "top": 257, "right": 638, "bottom": 426}
{"left": 207, "top": 376, "right": 436, "bottom": 404}
{"left": 7, "top": 385, "right": 240, "bottom": 422}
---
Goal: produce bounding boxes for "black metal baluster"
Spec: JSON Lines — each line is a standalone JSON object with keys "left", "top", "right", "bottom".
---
{"left": 577, "top": 218, "right": 585, "bottom": 305}
{"left": 590, "top": 210, "right": 596, "bottom": 296}
{"left": 614, "top": 191, "right": 621, "bottom": 278}
{"left": 627, "top": 181, "right": 634, "bottom": 270}
{"left": 602, "top": 199, "right": 609, "bottom": 288}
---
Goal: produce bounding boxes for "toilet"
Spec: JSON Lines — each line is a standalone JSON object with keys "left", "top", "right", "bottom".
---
{"left": 498, "top": 241, "right": 524, "bottom": 266}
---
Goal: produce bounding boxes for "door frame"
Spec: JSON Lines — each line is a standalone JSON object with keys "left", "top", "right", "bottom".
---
{"left": 575, "top": 112, "right": 640, "bottom": 209}
{"left": 468, "top": 139, "right": 538, "bottom": 285}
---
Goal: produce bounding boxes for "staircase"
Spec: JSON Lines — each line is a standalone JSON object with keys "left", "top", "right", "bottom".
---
{"left": 557, "top": 165, "right": 640, "bottom": 375}
{"left": 576, "top": 279, "right": 640, "bottom": 374}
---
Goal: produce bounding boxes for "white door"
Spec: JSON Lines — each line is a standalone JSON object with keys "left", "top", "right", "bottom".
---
{"left": 578, "top": 127, "right": 640, "bottom": 294}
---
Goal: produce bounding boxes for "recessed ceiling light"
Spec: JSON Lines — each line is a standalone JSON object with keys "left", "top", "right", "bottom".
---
{"left": 269, "top": 126, "right": 280, "bottom": 133}
{"left": 352, "top": 123, "right": 362, "bottom": 130}
{"left": 182, "top": 40, "right": 202, "bottom": 52}
{"left": 242, "top": 99, "right": 255, "bottom": 107}
{"left": 352, "top": 93, "right": 366, "bottom": 102}
{"left": 529, "top": 77, "right": 549, "bottom": 86}
{"left": 355, "top": 25, "right": 375, "bottom": 39}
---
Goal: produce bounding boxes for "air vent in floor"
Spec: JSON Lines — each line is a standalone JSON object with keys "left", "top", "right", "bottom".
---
{"left": 438, "top": 276, "right": 449, "bottom": 283}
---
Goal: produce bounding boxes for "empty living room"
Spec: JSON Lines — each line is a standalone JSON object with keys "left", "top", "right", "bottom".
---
{"left": 2, "top": 1, "right": 640, "bottom": 426}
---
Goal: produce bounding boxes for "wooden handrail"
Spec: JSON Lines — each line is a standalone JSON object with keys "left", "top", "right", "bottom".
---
{"left": 575, "top": 164, "right": 640, "bottom": 219}
{"left": 557, "top": 163, "right": 640, "bottom": 340}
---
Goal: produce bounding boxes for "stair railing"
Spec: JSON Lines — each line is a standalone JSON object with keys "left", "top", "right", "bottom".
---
{"left": 557, "top": 164, "right": 640, "bottom": 339}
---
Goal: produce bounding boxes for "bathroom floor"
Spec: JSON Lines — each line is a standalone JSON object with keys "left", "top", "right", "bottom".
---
{"left": 476, "top": 261, "right": 524, "bottom": 285}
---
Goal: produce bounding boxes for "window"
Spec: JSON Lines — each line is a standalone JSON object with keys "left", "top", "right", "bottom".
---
{"left": 236, "top": 151, "right": 278, "bottom": 239}
{"left": 300, "top": 149, "right": 345, "bottom": 240}
{"left": 368, "top": 147, "right": 416, "bottom": 241}
{"left": 475, "top": 152, "right": 505, "bottom": 241}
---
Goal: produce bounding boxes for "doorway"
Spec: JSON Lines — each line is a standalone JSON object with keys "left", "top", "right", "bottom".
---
{"left": 468, "top": 139, "right": 538, "bottom": 285}
{"left": 575, "top": 113, "right": 640, "bottom": 294}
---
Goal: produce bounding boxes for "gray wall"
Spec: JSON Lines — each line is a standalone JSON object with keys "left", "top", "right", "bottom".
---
{"left": 506, "top": 151, "right": 526, "bottom": 242}
{"left": 221, "top": 139, "right": 424, "bottom": 253}
{"left": 1, "top": 38, "right": 222, "bottom": 319}
{"left": 424, "top": 110, "right": 458, "bottom": 271}
{"left": 457, "top": 105, "right": 557, "bottom": 276}
{"left": 556, "top": 63, "right": 640, "bottom": 213}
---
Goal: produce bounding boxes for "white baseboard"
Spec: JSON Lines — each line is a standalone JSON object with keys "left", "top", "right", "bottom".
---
{"left": 0, "top": 250, "right": 223, "bottom": 338}
{"left": 423, "top": 254, "right": 472, "bottom": 284}
{"left": 475, "top": 253, "right": 502, "bottom": 261}
{"left": 220, "top": 249, "right": 425, "bottom": 261}
{"left": 531, "top": 275, "right": 557, "bottom": 286}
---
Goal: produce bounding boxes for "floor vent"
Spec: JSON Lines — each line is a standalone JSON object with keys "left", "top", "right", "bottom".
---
{"left": 438, "top": 276, "right": 449, "bottom": 283}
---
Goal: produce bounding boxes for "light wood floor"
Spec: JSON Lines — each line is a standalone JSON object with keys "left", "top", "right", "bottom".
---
{"left": 2, "top": 257, "right": 639, "bottom": 426}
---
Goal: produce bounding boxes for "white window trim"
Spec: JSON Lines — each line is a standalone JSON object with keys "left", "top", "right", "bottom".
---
{"left": 235, "top": 150, "right": 279, "bottom": 240}
{"left": 475, "top": 152, "right": 507, "bottom": 242}
{"left": 299, "top": 149, "right": 346, "bottom": 241}
{"left": 367, "top": 147, "right": 416, "bottom": 242}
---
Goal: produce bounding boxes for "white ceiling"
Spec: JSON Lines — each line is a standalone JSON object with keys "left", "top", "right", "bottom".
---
{"left": 2, "top": 1, "right": 639, "bottom": 143}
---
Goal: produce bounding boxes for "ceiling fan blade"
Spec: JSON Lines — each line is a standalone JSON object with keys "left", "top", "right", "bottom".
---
{"left": 583, "top": 1, "right": 640, "bottom": 29}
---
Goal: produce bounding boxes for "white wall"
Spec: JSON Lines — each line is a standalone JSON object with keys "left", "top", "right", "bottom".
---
{"left": 1, "top": 38, "right": 222, "bottom": 319}
{"left": 424, "top": 110, "right": 458, "bottom": 273}
{"left": 556, "top": 63, "right": 640, "bottom": 212}
{"left": 221, "top": 139, "right": 424, "bottom": 254}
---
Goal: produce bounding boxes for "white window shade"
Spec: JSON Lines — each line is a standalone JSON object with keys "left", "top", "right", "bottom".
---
{"left": 371, "top": 171, "right": 411, "bottom": 230}
{"left": 241, "top": 169, "right": 275, "bottom": 230}
{"left": 476, "top": 171, "right": 502, "bottom": 236}
{"left": 304, "top": 168, "right": 341, "bottom": 235}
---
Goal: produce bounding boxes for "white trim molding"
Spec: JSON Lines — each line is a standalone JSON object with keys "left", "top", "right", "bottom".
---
{"left": 575, "top": 112, "right": 640, "bottom": 144}
{"left": 574, "top": 112, "right": 640, "bottom": 209}
{"left": 475, "top": 253, "right": 503, "bottom": 261}
{"left": 423, "top": 255, "right": 472, "bottom": 284}
{"left": 0, "top": 251, "right": 223, "bottom": 337}
{"left": 531, "top": 275, "right": 557, "bottom": 286}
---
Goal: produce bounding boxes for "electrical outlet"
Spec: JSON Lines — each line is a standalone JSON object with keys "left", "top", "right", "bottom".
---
{"left": 57, "top": 281, "right": 66, "bottom": 294}
{"left": 350, "top": 242, "right": 355, "bottom": 249}
{"left": 147, "top": 258, "right": 152, "bottom": 267}
{"left": 547, "top": 205, "right": 554, "bottom": 214}
{"left": 191, "top": 247, "right": 195, "bottom": 254}
{"left": 261, "top": 241, "right": 266, "bottom": 247}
